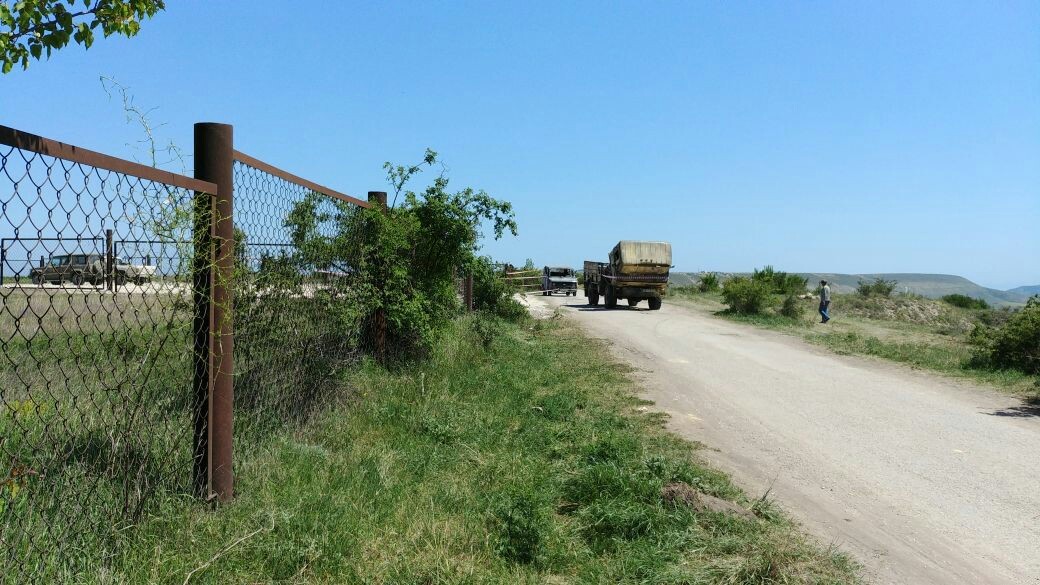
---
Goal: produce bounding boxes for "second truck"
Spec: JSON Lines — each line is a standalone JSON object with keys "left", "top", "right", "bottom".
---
{"left": 584, "top": 241, "right": 672, "bottom": 310}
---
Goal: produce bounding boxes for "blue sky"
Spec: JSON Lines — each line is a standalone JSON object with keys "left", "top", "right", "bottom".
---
{"left": 2, "top": 1, "right": 1037, "bottom": 289}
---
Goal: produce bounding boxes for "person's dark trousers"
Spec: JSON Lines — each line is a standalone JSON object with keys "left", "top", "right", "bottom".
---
{"left": 819, "top": 301, "right": 830, "bottom": 323}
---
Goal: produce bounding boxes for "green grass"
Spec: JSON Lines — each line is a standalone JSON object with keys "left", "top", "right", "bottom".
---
{"left": 106, "top": 315, "right": 859, "bottom": 584}
{"left": 667, "top": 291, "right": 1039, "bottom": 397}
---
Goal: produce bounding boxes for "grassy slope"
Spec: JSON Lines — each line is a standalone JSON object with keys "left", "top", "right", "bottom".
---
{"left": 112, "top": 316, "right": 857, "bottom": 584}
{"left": 668, "top": 290, "right": 1038, "bottom": 398}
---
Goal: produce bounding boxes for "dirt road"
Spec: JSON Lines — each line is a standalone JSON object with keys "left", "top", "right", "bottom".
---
{"left": 527, "top": 292, "right": 1040, "bottom": 584}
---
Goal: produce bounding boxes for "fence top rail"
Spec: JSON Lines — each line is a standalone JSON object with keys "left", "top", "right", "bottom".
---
{"left": 0, "top": 124, "right": 218, "bottom": 195}
{"left": 232, "top": 149, "right": 370, "bottom": 209}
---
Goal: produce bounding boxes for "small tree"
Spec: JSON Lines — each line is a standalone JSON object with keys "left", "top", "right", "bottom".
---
{"left": 1, "top": 1, "right": 165, "bottom": 73}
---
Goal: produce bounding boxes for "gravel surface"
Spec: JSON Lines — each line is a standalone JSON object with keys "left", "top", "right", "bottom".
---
{"left": 530, "top": 291, "right": 1040, "bottom": 585}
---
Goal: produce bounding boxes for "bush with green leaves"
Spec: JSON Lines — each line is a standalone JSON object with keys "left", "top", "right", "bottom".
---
{"left": 942, "top": 294, "right": 989, "bottom": 310}
{"left": 721, "top": 276, "right": 771, "bottom": 314}
{"left": 856, "top": 278, "right": 897, "bottom": 297}
{"left": 697, "top": 272, "right": 719, "bottom": 292}
{"left": 472, "top": 255, "right": 528, "bottom": 322}
{"left": 970, "top": 296, "right": 1040, "bottom": 374}
{"left": 281, "top": 149, "right": 517, "bottom": 361}
{"left": 780, "top": 295, "right": 805, "bottom": 319}
{"left": 1, "top": 0, "right": 165, "bottom": 73}
{"left": 751, "top": 265, "right": 807, "bottom": 295}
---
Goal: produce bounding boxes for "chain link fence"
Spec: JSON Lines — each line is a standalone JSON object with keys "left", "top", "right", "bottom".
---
{"left": 231, "top": 156, "right": 372, "bottom": 441}
{"left": 0, "top": 127, "right": 205, "bottom": 581}
{"left": 0, "top": 123, "right": 390, "bottom": 581}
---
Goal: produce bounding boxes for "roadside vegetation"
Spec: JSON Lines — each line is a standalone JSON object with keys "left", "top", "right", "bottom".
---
{"left": 670, "top": 271, "right": 1040, "bottom": 397}
{"left": 112, "top": 314, "right": 858, "bottom": 583}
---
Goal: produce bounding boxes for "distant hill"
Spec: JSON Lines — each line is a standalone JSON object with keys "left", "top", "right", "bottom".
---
{"left": 1007, "top": 285, "right": 1040, "bottom": 297}
{"left": 670, "top": 272, "right": 1033, "bottom": 306}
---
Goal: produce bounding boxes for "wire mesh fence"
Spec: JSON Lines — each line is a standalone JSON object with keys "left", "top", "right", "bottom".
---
{"left": 0, "top": 130, "right": 204, "bottom": 580}
{"left": 231, "top": 156, "right": 372, "bottom": 442}
{"left": 0, "top": 122, "right": 413, "bottom": 582}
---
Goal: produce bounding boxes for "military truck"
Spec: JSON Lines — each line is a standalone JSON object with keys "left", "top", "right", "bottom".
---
{"left": 541, "top": 265, "right": 578, "bottom": 296}
{"left": 584, "top": 241, "right": 671, "bottom": 310}
{"left": 30, "top": 253, "right": 156, "bottom": 286}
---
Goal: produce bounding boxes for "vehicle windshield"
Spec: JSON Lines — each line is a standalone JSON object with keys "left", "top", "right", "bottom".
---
{"left": 49, "top": 255, "right": 68, "bottom": 267}
{"left": 549, "top": 268, "right": 573, "bottom": 277}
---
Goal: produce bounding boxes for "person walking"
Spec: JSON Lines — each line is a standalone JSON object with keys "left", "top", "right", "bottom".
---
{"left": 819, "top": 280, "right": 831, "bottom": 323}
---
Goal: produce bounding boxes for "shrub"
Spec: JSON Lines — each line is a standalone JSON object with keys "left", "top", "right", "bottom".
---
{"left": 721, "top": 276, "right": 771, "bottom": 314}
{"left": 970, "top": 296, "right": 1040, "bottom": 374}
{"left": 697, "top": 272, "right": 720, "bottom": 292}
{"left": 857, "top": 278, "right": 897, "bottom": 297}
{"left": 284, "top": 149, "right": 518, "bottom": 360}
{"left": 978, "top": 307, "right": 1014, "bottom": 327}
{"left": 752, "top": 265, "right": 807, "bottom": 295}
{"left": 472, "top": 256, "right": 528, "bottom": 322}
{"left": 942, "top": 294, "right": 989, "bottom": 310}
{"left": 780, "top": 295, "right": 805, "bottom": 319}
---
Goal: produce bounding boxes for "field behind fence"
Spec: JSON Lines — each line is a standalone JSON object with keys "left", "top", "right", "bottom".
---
{"left": 0, "top": 123, "right": 451, "bottom": 581}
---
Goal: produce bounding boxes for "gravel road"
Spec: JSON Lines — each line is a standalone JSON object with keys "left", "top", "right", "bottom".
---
{"left": 527, "top": 292, "right": 1040, "bottom": 584}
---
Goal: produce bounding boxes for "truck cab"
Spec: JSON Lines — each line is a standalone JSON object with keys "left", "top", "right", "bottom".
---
{"left": 541, "top": 266, "right": 578, "bottom": 296}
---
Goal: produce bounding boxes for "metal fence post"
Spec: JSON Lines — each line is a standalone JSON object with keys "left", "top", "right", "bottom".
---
{"left": 105, "top": 229, "right": 114, "bottom": 291}
{"left": 194, "top": 123, "right": 235, "bottom": 502}
{"left": 367, "top": 191, "right": 388, "bottom": 362}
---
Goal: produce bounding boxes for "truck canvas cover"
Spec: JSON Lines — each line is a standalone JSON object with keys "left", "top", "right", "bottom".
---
{"left": 612, "top": 241, "right": 672, "bottom": 267}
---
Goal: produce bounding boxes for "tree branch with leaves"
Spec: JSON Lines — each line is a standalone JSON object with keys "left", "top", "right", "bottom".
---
{"left": 0, "top": 0, "right": 164, "bottom": 73}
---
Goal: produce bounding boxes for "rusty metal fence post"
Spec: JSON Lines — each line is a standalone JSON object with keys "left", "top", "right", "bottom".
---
{"left": 367, "top": 191, "right": 388, "bottom": 362}
{"left": 193, "top": 123, "right": 235, "bottom": 501}
{"left": 105, "top": 229, "right": 114, "bottom": 291}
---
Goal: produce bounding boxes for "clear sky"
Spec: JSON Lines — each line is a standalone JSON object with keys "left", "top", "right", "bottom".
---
{"left": 2, "top": 1, "right": 1037, "bottom": 289}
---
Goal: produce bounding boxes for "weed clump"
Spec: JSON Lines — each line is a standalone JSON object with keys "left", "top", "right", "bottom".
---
{"left": 490, "top": 490, "right": 550, "bottom": 566}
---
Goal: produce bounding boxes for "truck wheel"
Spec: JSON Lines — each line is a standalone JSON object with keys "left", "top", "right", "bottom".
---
{"left": 627, "top": 298, "right": 639, "bottom": 307}
{"left": 589, "top": 292, "right": 599, "bottom": 305}
{"left": 31, "top": 273, "right": 43, "bottom": 285}
{"left": 115, "top": 272, "right": 127, "bottom": 286}
{"left": 604, "top": 285, "right": 617, "bottom": 309}
{"left": 649, "top": 297, "right": 662, "bottom": 311}
{"left": 71, "top": 273, "right": 84, "bottom": 286}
